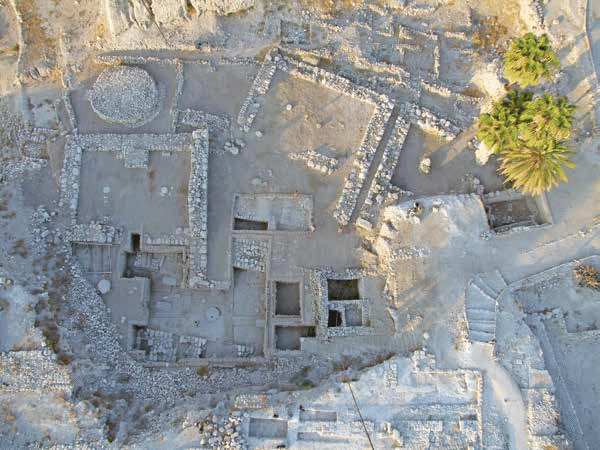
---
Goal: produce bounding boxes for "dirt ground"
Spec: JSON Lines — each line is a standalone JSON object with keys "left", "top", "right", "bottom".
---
{"left": 0, "top": 0, "right": 599, "bottom": 448}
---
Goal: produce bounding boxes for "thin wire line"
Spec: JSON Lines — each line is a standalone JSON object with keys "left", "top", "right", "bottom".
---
{"left": 346, "top": 381, "right": 375, "bottom": 450}
{"left": 138, "top": 0, "right": 169, "bottom": 46}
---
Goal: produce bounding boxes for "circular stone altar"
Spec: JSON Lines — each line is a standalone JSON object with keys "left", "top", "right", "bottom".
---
{"left": 90, "top": 65, "right": 160, "bottom": 126}
{"left": 205, "top": 306, "right": 221, "bottom": 322}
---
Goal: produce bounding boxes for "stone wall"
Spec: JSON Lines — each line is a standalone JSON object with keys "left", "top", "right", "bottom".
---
{"left": 333, "top": 101, "right": 393, "bottom": 225}
{"left": 58, "top": 138, "right": 83, "bottom": 225}
{"left": 309, "top": 268, "right": 371, "bottom": 339}
{"left": 237, "top": 49, "right": 398, "bottom": 226}
{"left": 408, "top": 103, "right": 460, "bottom": 139}
{"left": 63, "top": 92, "right": 78, "bottom": 132}
{"left": 171, "top": 60, "right": 184, "bottom": 131}
{"left": 65, "top": 223, "right": 120, "bottom": 244}
{"left": 421, "top": 80, "right": 481, "bottom": 105}
{"left": 237, "top": 59, "right": 278, "bottom": 132}
{"left": 188, "top": 128, "right": 209, "bottom": 286}
{"left": 95, "top": 54, "right": 254, "bottom": 66}
{"left": 327, "top": 299, "right": 374, "bottom": 337}
{"left": 178, "top": 108, "right": 231, "bottom": 132}
{"left": 133, "top": 327, "right": 207, "bottom": 363}
{"left": 144, "top": 229, "right": 190, "bottom": 247}
{"left": 59, "top": 133, "right": 195, "bottom": 227}
{"left": 358, "top": 114, "right": 411, "bottom": 227}
{"left": 288, "top": 149, "right": 338, "bottom": 175}
{"left": 73, "top": 133, "right": 192, "bottom": 153}
{"left": 277, "top": 55, "right": 396, "bottom": 227}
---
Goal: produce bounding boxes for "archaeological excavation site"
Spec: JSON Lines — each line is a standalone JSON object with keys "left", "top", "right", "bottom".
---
{"left": 0, "top": 0, "right": 599, "bottom": 448}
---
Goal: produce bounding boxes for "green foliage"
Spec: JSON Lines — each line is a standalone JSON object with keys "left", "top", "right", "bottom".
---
{"left": 476, "top": 87, "right": 576, "bottom": 194}
{"left": 476, "top": 90, "right": 533, "bottom": 153}
{"left": 196, "top": 366, "right": 210, "bottom": 377}
{"left": 498, "top": 138, "right": 575, "bottom": 195}
{"left": 520, "top": 93, "right": 575, "bottom": 141}
{"left": 503, "top": 33, "right": 559, "bottom": 87}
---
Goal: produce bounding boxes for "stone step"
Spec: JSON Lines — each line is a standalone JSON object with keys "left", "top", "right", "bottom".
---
{"left": 469, "top": 330, "right": 494, "bottom": 343}
{"left": 465, "top": 308, "right": 496, "bottom": 321}
{"left": 472, "top": 274, "right": 499, "bottom": 300}
{"left": 479, "top": 270, "right": 507, "bottom": 297}
{"left": 466, "top": 283, "right": 497, "bottom": 311}
{"left": 468, "top": 321, "right": 496, "bottom": 334}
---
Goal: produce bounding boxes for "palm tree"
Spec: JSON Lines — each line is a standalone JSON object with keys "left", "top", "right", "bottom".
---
{"left": 498, "top": 138, "right": 575, "bottom": 195}
{"left": 476, "top": 90, "right": 534, "bottom": 153}
{"left": 503, "top": 33, "right": 559, "bottom": 87}
{"left": 520, "top": 93, "right": 575, "bottom": 141}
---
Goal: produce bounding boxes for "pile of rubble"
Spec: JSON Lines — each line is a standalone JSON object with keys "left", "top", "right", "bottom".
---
{"left": 288, "top": 149, "right": 338, "bottom": 175}
{"left": 64, "top": 223, "right": 120, "bottom": 244}
{"left": 232, "top": 237, "right": 270, "bottom": 272}
{"left": 90, "top": 65, "right": 160, "bottom": 126}
{"left": 179, "top": 108, "right": 231, "bottom": 133}
{"left": 198, "top": 413, "right": 246, "bottom": 450}
{"left": 0, "top": 350, "right": 71, "bottom": 394}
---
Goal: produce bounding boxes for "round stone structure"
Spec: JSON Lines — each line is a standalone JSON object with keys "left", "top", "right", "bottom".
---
{"left": 90, "top": 65, "right": 160, "bottom": 126}
{"left": 205, "top": 306, "right": 221, "bottom": 322}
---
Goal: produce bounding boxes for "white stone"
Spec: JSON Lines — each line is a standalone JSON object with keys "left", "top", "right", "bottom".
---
{"left": 98, "top": 279, "right": 111, "bottom": 294}
{"left": 160, "top": 186, "right": 169, "bottom": 196}
{"left": 419, "top": 157, "right": 431, "bottom": 174}
{"left": 475, "top": 141, "right": 492, "bottom": 165}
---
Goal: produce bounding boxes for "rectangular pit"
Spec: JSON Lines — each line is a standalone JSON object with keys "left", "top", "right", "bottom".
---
{"left": 275, "top": 281, "right": 301, "bottom": 316}
{"left": 131, "top": 233, "right": 140, "bottom": 252}
{"left": 345, "top": 304, "right": 363, "bottom": 326}
{"left": 233, "top": 194, "right": 313, "bottom": 232}
{"left": 275, "top": 326, "right": 315, "bottom": 350}
{"left": 234, "top": 218, "right": 269, "bottom": 231}
{"left": 483, "top": 192, "right": 551, "bottom": 233}
{"left": 299, "top": 410, "right": 337, "bottom": 422}
{"left": 327, "top": 278, "right": 360, "bottom": 300}
{"left": 78, "top": 150, "right": 190, "bottom": 235}
{"left": 248, "top": 418, "right": 288, "bottom": 438}
{"left": 72, "top": 243, "right": 112, "bottom": 273}
{"left": 328, "top": 309, "right": 343, "bottom": 328}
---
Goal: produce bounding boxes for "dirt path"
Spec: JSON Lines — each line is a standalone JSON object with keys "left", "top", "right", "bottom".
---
{"left": 460, "top": 343, "right": 529, "bottom": 450}
{"left": 586, "top": 0, "right": 600, "bottom": 125}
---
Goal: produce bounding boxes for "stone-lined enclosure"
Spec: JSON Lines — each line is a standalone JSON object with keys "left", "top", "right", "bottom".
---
{"left": 56, "top": 44, "right": 532, "bottom": 367}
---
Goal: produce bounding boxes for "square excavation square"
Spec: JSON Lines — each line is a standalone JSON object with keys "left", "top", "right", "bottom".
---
{"left": 257, "top": 70, "right": 375, "bottom": 156}
{"left": 78, "top": 150, "right": 190, "bottom": 235}
{"left": 9, "top": 0, "right": 594, "bottom": 445}
{"left": 274, "top": 281, "right": 301, "bottom": 316}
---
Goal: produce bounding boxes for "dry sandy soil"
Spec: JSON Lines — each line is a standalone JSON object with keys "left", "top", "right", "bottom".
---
{"left": 0, "top": 0, "right": 599, "bottom": 448}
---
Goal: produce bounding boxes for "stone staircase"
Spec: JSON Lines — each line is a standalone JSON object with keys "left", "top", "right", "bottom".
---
{"left": 465, "top": 270, "right": 507, "bottom": 343}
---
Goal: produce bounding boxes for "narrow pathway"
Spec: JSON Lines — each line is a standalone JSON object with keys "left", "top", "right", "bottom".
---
{"left": 586, "top": 0, "right": 600, "bottom": 83}
{"left": 585, "top": 0, "right": 600, "bottom": 126}
{"left": 459, "top": 343, "right": 529, "bottom": 450}
{"left": 526, "top": 316, "right": 590, "bottom": 450}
